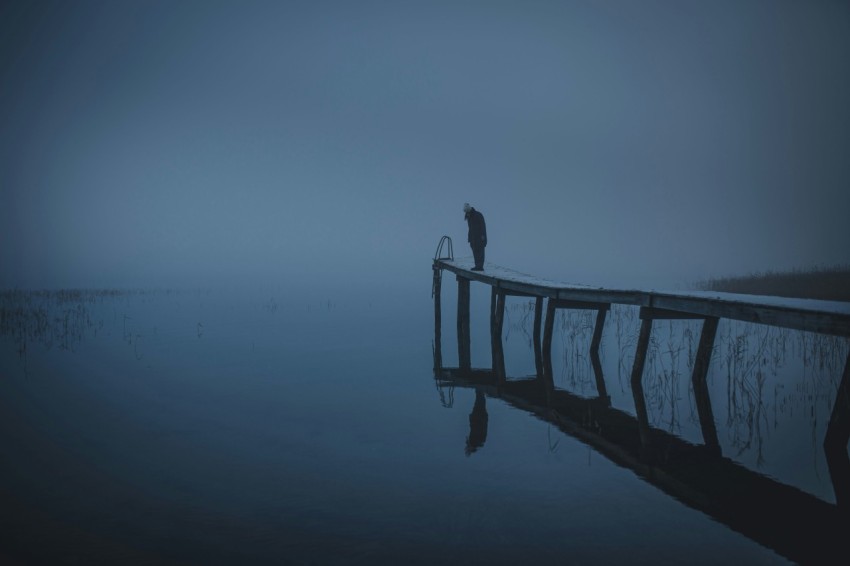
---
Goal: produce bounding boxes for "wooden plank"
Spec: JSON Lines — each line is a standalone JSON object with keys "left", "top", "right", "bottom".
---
{"left": 650, "top": 294, "right": 850, "bottom": 337}
{"left": 557, "top": 288, "right": 648, "bottom": 306}
{"left": 493, "top": 285, "right": 538, "bottom": 298}
{"left": 640, "top": 306, "right": 709, "bottom": 320}
{"left": 499, "top": 280, "right": 559, "bottom": 298}
{"left": 550, "top": 298, "right": 612, "bottom": 311}
{"left": 434, "top": 260, "right": 562, "bottom": 298}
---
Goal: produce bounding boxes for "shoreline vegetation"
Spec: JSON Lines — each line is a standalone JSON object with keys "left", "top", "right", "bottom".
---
{"left": 3, "top": 265, "right": 849, "bottom": 306}
{"left": 696, "top": 265, "right": 850, "bottom": 302}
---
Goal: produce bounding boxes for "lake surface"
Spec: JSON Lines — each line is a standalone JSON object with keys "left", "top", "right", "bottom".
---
{"left": 1, "top": 286, "right": 847, "bottom": 564}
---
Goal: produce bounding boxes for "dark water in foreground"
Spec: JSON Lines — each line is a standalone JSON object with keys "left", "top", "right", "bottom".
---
{"left": 0, "top": 287, "right": 847, "bottom": 564}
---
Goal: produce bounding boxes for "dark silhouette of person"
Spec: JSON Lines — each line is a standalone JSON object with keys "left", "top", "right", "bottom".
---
{"left": 463, "top": 203, "right": 487, "bottom": 271}
{"left": 465, "top": 390, "right": 489, "bottom": 455}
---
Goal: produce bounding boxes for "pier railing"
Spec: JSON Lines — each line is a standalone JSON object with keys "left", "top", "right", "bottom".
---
{"left": 433, "top": 257, "right": 850, "bottom": 381}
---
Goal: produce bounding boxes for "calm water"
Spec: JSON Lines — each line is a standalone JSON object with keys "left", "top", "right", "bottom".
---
{"left": 1, "top": 286, "right": 847, "bottom": 564}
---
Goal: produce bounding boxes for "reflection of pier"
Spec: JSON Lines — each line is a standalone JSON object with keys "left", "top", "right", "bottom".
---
{"left": 436, "top": 368, "right": 847, "bottom": 565}
{"left": 432, "top": 255, "right": 850, "bottom": 565}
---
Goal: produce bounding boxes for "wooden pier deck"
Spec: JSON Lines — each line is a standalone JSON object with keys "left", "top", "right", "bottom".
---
{"left": 434, "top": 258, "right": 850, "bottom": 337}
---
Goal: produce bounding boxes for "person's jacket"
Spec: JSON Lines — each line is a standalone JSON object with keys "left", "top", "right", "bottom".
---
{"left": 465, "top": 208, "right": 487, "bottom": 247}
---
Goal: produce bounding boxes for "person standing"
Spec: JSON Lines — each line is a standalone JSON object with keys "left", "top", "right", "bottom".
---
{"left": 463, "top": 203, "right": 487, "bottom": 271}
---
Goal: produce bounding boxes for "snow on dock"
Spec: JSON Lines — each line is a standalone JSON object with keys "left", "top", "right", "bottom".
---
{"left": 434, "top": 258, "right": 850, "bottom": 337}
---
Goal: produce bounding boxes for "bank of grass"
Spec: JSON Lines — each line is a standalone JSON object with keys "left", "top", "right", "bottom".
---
{"left": 696, "top": 265, "right": 850, "bottom": 302}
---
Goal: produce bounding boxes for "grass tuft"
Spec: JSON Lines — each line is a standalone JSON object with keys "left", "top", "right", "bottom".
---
{"left": 696, "top": 265, "right": 850, "bottom": 302}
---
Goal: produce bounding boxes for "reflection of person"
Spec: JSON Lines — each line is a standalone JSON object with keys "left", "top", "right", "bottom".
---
{"left": 465, "top": 390, "right": 489, "bottom": 456}
{"left": 463, "top": 203, "right": 487, "bottom": 271}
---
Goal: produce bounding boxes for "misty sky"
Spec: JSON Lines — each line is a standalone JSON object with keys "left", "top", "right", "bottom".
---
{"left": 2, "top": 0, "right": 849, "bottom": 291}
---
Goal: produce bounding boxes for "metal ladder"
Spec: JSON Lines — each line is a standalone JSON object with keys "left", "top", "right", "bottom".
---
{"left": 432, "top": 236, "right": 453, "bottom": 298}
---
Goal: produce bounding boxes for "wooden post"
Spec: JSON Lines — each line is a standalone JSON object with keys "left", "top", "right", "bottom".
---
{"left": 591, "top": 307, "right": 609, "bottom": 402}
{"left": 432, "top": 266, "right": 442, "bottom": 371}
{"left": 542, "top": 299, "right": 556, "bottom": 381}
{"left": 490, "top": 286, "right": 498, "bottom": 371}
{"left": 533, "top": 297, "right": 544, "bottom": 378}
{"left": 590, "top": 307, "right": 608, "bottom": 356}
{"left": 630, "top": 319, "right": 653, "bottom": 387}
{"left": 457, "top": 276, "right": 471, "bottom": 372}
{"left": 631, "top": 318, "right": 653, "bottom": 460}
{"left": 692, "top": 317, "right": 720, "bottom": 455}
{"left": 492, "top": 291, "right": 506, "bottom": 382}
{"left": 490, "top": 286, "right": 497, "bottom": 342}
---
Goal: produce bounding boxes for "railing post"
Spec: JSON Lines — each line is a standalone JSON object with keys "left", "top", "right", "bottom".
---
{"left": 457, "top": 276, "right": 471, "bottom": 372}
{"left": 591, "top": 307, "right": 609, "bottom": 402}
{"left": 692, "top": 317, "right": 720, "bottom": 455}
{"left": 631, "top": 318, "right": 653, "bottom": 460}
{"left": 590, "top": 307, "right": 608, "bottom": 356}
{"left": 492, "top": 290, "right": 506, "bottom": 382}
{"left": 432, "top": 265, "right": 442, "bottom": 371}
{"left": 533, "top": 297, "right": 544, "bottom": 378}
{"left": 490, "top": 286, "right": 497, "bottom": 342}
{"left": 542, "top": 299, "right": 556, "bottom": 382}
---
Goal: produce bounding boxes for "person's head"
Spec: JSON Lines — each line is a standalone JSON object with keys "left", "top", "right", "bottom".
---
{"left": 463, "top": 203, "right": 471, "bottom": 214}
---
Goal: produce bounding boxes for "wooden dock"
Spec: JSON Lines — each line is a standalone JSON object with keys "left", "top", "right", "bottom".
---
{"left": 432, "top": 257, "right": 850, "bottom": 460}
{"left": 434, "top": 258, "right": 850, "bottom": 337}
{"left": 431, "top": 253, "right": 850, "bottom": 564}
{"left": 433, "top": 256, "right": 850, "bottom": 392}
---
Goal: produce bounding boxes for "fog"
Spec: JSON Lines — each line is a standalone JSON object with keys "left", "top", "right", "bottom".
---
{"left": 2, "top": 0, "right": 849, "bottom": 292}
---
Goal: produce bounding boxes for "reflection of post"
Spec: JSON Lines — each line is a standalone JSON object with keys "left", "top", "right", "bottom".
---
{"left": 466, "top": 390, "right": 489, "bottom": 455}
{"left": 631, "top": 319, "right": 653, "bottom": 460}
{"left": 692, "top": 317, "right": 720, "bottom": 456}
{"left": 457, "top": 276, "right": 471, "bottom": 372}
{"left": 433, "top": 266, "right": 442, "bottom": 371}
{"left": 591, "top": 308, "right": 609, "bottom": 403}
{"left": 533, "top": 297, "right": 544, "bottom": 378}
{"left": 591, "top": 350, "right": 609, "bottom": 404}
{"left": 542, "top": 299, "right": 556, "bottom": 381}
{"left": 825, "top": 438, "right": 850, "bottom": 513}
{"left": 825, "top": 350, "right": 850, "bottom": 447}
{"left": 492, "top": 291, "right": 506, "bottom": 382}
{"left": 825, "top": 350, "right": 850, "bottom": 510}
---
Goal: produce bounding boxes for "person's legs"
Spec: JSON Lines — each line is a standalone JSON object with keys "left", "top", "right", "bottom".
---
{"left": 471, "top": 244, "right": 484, "bottom": 270}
